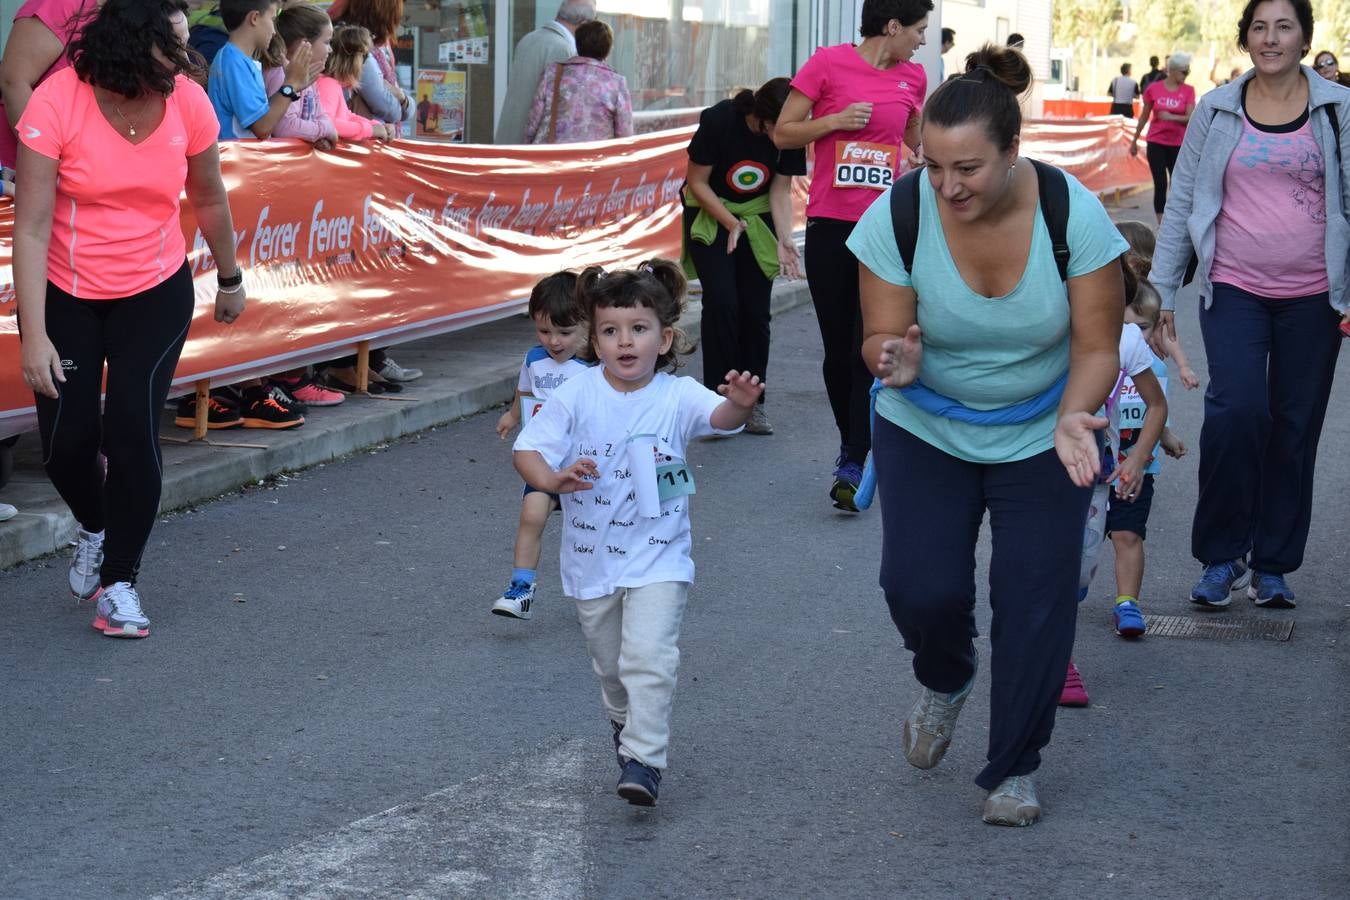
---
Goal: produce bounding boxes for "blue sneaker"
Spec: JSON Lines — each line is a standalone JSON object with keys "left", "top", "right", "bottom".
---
{"left": 1190, "top": 559, "right": 1246, "bottom": 609}
{"left": 1248, "top": 572, "right": 1297, "bottom": 609}
{"left": 1113, "top": 600, "right": 1146, "bottom": 637}
{"left": 830, "top": 452, "right": 864, "bottom": 512}
{"left": 617, "top": 758, "right": 661, "bottom": 806}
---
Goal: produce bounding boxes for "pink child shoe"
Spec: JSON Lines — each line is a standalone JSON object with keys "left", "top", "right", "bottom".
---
{"left": 281, "top": 376, "right": 345, "bottom": 407}
{"left": 1059, "top": 659, "right": 1090, "bottom": 707}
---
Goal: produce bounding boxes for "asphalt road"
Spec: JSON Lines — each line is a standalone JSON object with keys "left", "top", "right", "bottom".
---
{"left": 2, "top": 293, "right": 1348, "bottom": 898}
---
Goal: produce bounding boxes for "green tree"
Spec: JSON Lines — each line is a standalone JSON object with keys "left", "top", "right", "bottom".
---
{"left": 1132, "top": 0, "right": 1201, "bottom": 57}
{"left": 1312, "top": 0, "right": 1350, "bottom": 55}
{"left": 1053, "top": 0, "right": 1123, "bottom": 52}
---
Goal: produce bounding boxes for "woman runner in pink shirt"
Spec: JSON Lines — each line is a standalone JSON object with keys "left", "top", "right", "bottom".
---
{"left": 773, "top": 0, "right": 929, "bottom": 512}
{"left": 15, "top": 0, "right": 246, "bottom": 639}
{"left": 1129, "top": 52, "right": 1196, "bottom": 223}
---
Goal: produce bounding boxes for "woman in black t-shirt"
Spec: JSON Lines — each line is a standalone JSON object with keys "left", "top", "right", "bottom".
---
{"left": 682, "top": 78, "right": 805, "bottom": 435}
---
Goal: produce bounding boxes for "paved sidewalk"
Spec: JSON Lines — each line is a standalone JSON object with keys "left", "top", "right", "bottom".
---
{"left": 0, "top": 281, "right": 813, "bottom": 572}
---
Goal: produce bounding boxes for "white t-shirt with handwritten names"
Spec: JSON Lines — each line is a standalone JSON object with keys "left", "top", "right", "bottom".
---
{"left": 514, "top": 366, "right": 735, "bottom": 600}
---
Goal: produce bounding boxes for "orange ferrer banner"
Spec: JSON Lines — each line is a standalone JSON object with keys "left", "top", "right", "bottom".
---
{"left": 1021, "top": 117, "right": 1152, "bottom": 194}
{"left": 1043, "top": 99, "right": 1140, "bottom": 119}
{"left": 0, "top": 129, "right": 695, "bottom": 438}
{"left": 0, "top": 119, "right": 1150, "bottom": 439}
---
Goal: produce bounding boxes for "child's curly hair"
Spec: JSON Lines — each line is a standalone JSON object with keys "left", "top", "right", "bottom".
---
{"left": 576, "top": 259, "right": 694, "bottom": 372}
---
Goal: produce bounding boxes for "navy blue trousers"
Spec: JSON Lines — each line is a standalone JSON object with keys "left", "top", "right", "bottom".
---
{"left": 874, "top": 417, "right": 1089, "bottom": 790}
{"left": 1193, "top": 284, "right": 1341, "bottom": 573}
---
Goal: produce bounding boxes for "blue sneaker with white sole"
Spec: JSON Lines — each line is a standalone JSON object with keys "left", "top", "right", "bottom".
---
{"left": 1248, "top": 572, "right": 1296, "bottom": 609}
{"left": 1113, "top": 600, "right": 1146, "bottom": 637}
{"left": 1190, "top": 559, "right": 1246, "bottom": 609}
{"left": 617, "top": 758, "right": 661, "bottom": 806}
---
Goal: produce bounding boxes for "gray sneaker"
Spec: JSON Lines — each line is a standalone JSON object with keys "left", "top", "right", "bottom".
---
{"left": 92, "top": 581, "right": 149, "bottom": 638}
{"left": 69, "top": 528, "right": 104, "bottom": 600}
{"left": 743, "top": 404, "right": 773, "bottom": 435}
{"left": 901, "top": 653, "right": 978, "bottom": 769}
{"left": 377, "top": 357, "right": 423, "bottom": 382}
{"left": 982, "top": 775, "right": 1041, "bottom": 826}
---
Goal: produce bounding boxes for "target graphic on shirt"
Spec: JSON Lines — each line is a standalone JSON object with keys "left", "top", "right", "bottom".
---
{"left": 726, "top": 160, "right": 770, "bottom": 194}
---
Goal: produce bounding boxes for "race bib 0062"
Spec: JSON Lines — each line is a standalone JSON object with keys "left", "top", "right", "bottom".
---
{"left": 833, "top": 141, "right": 899, "bottom": 190}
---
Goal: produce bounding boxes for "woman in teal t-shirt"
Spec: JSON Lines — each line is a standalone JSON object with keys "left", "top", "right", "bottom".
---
{"left": 850, "top": 44, "right": 1128, "bottom": 827}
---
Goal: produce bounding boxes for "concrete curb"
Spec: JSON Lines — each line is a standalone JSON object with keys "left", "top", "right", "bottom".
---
{"left": 0, "top": 279, "right": 813, "bottom": 572}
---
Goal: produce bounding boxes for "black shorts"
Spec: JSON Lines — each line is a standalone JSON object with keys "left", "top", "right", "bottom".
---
{"left": 1109, "top": 102, "right": 1135, "bottom": 117}
{"left": 1105, "top": 473, "right": 1155, "bottom": 539}
{"left": 522, "top": 483, "right": 560, "bottom": 505}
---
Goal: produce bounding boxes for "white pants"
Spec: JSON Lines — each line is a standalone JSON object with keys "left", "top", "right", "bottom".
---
{"left": 573, "top": 581, "right": 689, "bottom": 770}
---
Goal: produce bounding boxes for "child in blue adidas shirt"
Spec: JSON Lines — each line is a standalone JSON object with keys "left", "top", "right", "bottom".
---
{"left": 492, "top": 271, "right": 591, "bottom": 619}
{"left": 208, "top": 0, "right": 317, "bottom": 141}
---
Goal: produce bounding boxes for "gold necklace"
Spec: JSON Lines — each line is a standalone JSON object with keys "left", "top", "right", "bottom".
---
{"left": 112, "top": 98, "right": 150, "bottom": 137}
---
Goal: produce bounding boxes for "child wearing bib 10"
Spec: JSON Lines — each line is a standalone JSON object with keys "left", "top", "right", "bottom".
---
{"left": 1063, "top": 258, "right": 1171, "bottom": 707}
{"left": 493, "top": 271, "right": 591, "bottom": 620}
{"left": 513, "top": 260, "right": 763, "bottom": 806}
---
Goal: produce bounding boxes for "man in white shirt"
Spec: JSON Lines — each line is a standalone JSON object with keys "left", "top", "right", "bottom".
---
{"left": 1108, "top": 63, "right": 1140, "bottom": 118}
{"left": 495, "top": 1, "right": 597, "bottom": 144}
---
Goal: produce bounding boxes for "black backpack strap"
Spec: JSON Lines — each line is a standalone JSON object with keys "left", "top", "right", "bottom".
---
{"left": 1029, "top": 159, "right": 1071, "bottom": 282}
{"left": 1325, "top": 102, "right": 1342, "bottom": 170}
{"left": 889, "top": 168, "right": 925, "bottom": 275}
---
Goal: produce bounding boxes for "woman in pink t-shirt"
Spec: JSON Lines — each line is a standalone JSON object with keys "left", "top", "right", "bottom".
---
{"left": 15, "top": 0, "right": 245, "bottom": 640}
{"left": 1129, "top": 52, "right": 1196, "bottom": 222}
{"left": 772, "top": 0, "right": 930, "bottom": 512}
{"left": 0, "top": 0, "right": 99, "bottom": 170}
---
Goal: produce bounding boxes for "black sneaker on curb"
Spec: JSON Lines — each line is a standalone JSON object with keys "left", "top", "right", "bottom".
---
{"left": 617, "top": 758, "right": 661, "bottom": 806}
{"left": 173, "top": 392, "right": 242, "bottom": 429}
{"left": 239, "top": 386, "right": 305, "bottom": 429}
{"left": 267, "top": 379, "right": 308, "bottom": 415}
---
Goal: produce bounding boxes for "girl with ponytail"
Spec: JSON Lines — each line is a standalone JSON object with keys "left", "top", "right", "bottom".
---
{"left": 850, "top": 43, "right": 1131, "bottom": 826}
{"left": 512, "top": 259, "right": 763, "bottom": 808}
{"left": 682, "top": 77, "right": 804, "bottom": 434}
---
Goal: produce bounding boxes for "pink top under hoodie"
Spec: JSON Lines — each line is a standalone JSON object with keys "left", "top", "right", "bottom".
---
{"left": 262, "top": 67, "right": 337, "bottom": 143}
{"left": 314, "top": 76, "right": 374, "bottom": 140}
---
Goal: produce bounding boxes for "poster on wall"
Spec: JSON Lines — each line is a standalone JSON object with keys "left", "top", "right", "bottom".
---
{"left": 435, "top": 0, "right": 490, "bottom": 65}
{"left": 414, "top": 69, "right": 467, "bottom": 142}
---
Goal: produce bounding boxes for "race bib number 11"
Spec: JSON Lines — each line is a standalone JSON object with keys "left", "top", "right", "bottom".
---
{"left": 833, "top": 141, "right": 899, "bottom": 190}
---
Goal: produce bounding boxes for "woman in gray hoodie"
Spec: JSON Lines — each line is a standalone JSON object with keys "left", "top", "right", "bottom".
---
{"left": 1150, "top": 0, "right": 1349, "bottom": 612}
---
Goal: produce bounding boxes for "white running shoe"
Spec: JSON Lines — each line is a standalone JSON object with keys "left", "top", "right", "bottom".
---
{"left": 491, "top": 581, "right": 535, "bottom": 619}
{"left": 69, "top": 528, "right": 105, "bottom": 600}
{"left": 377, "top": 357, "right": 423, "bottom": 382}
{"left": 92, "top": 582, "right": 149, "bottom": 638}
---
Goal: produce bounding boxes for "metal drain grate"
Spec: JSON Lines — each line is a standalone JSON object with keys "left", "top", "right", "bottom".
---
{"left": 1139, "top": 614, "right": 1294, "bottom": 642}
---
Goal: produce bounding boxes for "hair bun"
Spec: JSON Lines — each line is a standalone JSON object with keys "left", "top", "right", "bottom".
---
{"left": 964, "top": 44, "right": 1033, "bottom": 96}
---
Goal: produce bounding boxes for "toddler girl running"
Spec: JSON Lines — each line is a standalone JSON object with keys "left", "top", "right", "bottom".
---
{"left": 492, "top": 271, "right": 590, "bottom": 619}
{"left": 513, "top": 259, "right": 763, "bottom": 806}
{"left": 1063, "top": 257, "right": 1170, "bottom": 706}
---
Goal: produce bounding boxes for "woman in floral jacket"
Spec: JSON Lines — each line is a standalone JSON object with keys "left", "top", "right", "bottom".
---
{"left": 526, "top": 19, "right": 633, "bottom": 144}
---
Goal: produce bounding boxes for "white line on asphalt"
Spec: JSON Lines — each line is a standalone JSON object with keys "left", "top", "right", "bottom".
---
{"left": 149, "top": 737, "right": 592, "bottom": 899}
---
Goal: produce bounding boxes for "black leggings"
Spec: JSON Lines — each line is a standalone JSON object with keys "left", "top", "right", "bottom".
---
{"left": 33, "top": 263, "right": 194, "bottom": 586}
{"left": 804, "top": 217, "right": 872, "bottom": 464}
{"left": 1146, "top": 142, "right": 1181, "bottom": 215}
{"left": 683, "top": 206, "right": 773, "bottom": 399}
